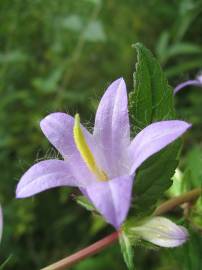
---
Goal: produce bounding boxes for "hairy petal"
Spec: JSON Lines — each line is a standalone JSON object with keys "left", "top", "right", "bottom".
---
{"left": 16, "top": 159, "right": 87, "bottom": 198}
{"left": 40, "top": 112, "right": 94, "bottom": 158}
{"left": 40, "top": 112, "right": 96, "bottom": 183}
{"left": 131, "top": 217, "right": 188, "bottom": 247}
{"left": 129, "top": 120, "right": 191, "bottom": 175}
{"left": 85, "top": 175, "right": 133, "bottom": 229}
{"left": 93, "top": 78, "right": 130, "bottom": 177}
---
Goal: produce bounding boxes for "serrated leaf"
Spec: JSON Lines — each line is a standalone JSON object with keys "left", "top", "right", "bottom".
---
{"left": 119, "top": 232, "right": 134, "bottom": 270}
{"left": 129, "top": 43, "right": 175, "bottom": 135}
{"left": 129, "top": 43, "right": 181, "bottom": 217}
{"left": 132, "top": 143, "right": 179, "bottom": 216}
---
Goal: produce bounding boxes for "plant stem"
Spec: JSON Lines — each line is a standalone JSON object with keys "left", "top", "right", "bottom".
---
{"left": 154, "top": 187, "right": 201, "bottom": 216}
{"left": 41, "top": 188, "right": 201, "bottom": 270}
{"left": 41, "top": 231, "right": 120, "bottom": 270}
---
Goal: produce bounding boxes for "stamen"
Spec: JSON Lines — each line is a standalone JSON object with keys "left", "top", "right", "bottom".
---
{"left": 73, "top": 114, "right": 108, "bottom": 181}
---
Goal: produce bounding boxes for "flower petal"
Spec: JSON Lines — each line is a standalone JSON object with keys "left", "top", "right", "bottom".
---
{"left": 85, "top": 175, "right": 133, "bottom": 229}
{"left": 40, "top": 112, "right": 93, "bottom": 158}
{"left": 93, "top": 78, "right": 130, "bottom": 177}
{"left": 174, "top": 80, "right": 201, "bottom": 94}
{"left": 16, "top": 159, "right": 86, "bottom": 198}
{"left": 129, "top": 120, "right": 191, "bottom": 174}
{"left": 131, "top": 217, "right": 188, "bottom": 247}
{"left": 40, "top": 112, "right": 96, "bottom": 183}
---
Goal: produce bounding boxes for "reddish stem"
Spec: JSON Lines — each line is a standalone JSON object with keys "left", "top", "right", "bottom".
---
{"left": 41, "top": 231, "right": 120, "bottom": 270}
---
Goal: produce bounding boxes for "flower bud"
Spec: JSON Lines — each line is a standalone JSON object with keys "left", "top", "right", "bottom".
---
{"left": 130, "top": 217, "right": 188, "bottom": 248}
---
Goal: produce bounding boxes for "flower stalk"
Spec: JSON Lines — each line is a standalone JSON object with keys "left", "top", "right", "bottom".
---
{"left": 41, "top": 231, "right": 120, "bottom": 270}
{"left": 154, "top": 188, "right": 201, "bottom": 216}
{"left": 41, "top": 188, "right": 201, "bottom": 270}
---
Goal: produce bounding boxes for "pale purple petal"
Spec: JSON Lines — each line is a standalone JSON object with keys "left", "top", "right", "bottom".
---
{"left": 131, "top": 217, "right": 188, "bottom": 247}
{"left": 129, "top": 120, "right": 191, "bottom": 174}
{"left": 198, "top": 75, "right": 202, "bottom": 84}
{"left": 16, "top": 159, "right": 88, "bottom": 198}
{"left": 85, "top": 175, "right": 133, "bottom": 229}
{"left": 40, "top": 112, "right": 94, "bottom": 158}
{"left": 93, "top": 78, "right": 130, "bottom": 177}
{"left": 40, "top": 112, "right": 96, "bottom": 183}
{"left": 174, "top": 75, "right": 202, "bottom": 94}
{"left": 0, "top": 206, "right": 3, "bottom": 242}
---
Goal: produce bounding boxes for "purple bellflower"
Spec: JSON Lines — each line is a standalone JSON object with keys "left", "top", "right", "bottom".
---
{"left": 16, "top": 78, "right": 191, "bottom": 229}
{"left": 174, "top": 74, "right": 202, "bottom": 94}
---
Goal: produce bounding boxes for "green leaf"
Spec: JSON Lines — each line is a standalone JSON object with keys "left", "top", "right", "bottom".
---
{"left": 166, "top": 43, "right": 202, "bottom": 58}
{"left": 157, "top": 39, "right": 202, "bottom": 65}
{"left": 75, "top": 195, "right": 96, "bottom": 212}
{"left": 0, "top": 255, "right": 12, "bottom": 270}
{"left": 156, "top": 31, "right": 170, "bottom": 63}
{"left": 165, "top": 58, "right": 202, "bottom": 78}
{"left": 167, "top": 168, "right": 184, "bottom": 197}
{"left": 119, "top": 232, "right": 135, "bottom": 270}
{"left": 130, "top": 43, "right": 175, "bottom": 135}
{"left": 183, "top": 146, "right": 202, "bottom": 189}
{"left": 132, "top": 143, "right": 180, "bottom": 216}
{"left": 172, "top": 0, "right": 202, "bottom": 42}
{"left": 129, "top": 43, "right": 181, "bottom": 216}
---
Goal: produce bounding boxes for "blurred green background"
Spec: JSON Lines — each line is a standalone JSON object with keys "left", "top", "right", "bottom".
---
{"left": 0, "top": 0, "right": 202, "bottom": 269}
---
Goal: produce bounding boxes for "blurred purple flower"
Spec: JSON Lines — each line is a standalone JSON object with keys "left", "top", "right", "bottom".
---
{"left": 174, "top": 75, "right": 202, "bottom": 94}
{"left": 16, "top": 78, "right": 191, "bottom": 229}
{"left": 130, "top": 217, "right": 188, "bottom": 247}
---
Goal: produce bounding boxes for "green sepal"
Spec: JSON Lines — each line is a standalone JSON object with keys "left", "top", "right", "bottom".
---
{"left": 119, "top": 231, "right": 135, "bottom": 270}
{"left": 75, "top": 195, "right": 96, "bottom": 212}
